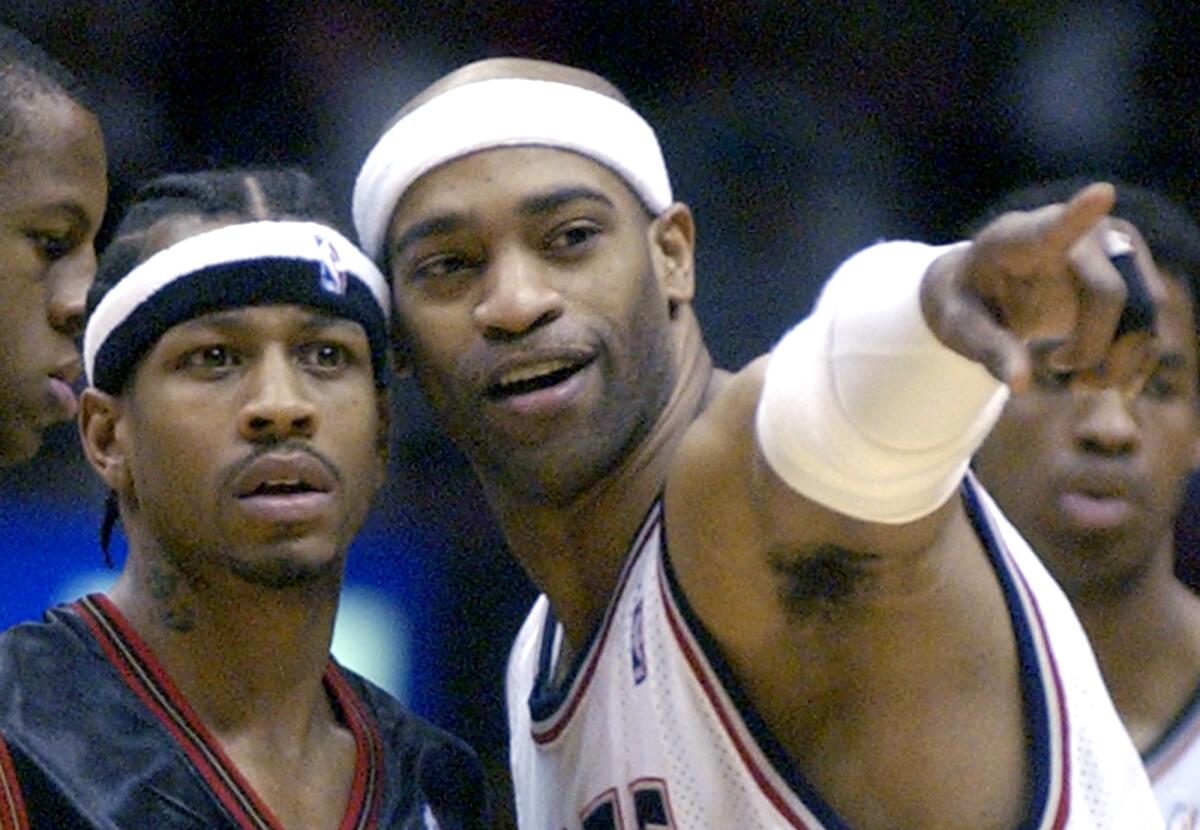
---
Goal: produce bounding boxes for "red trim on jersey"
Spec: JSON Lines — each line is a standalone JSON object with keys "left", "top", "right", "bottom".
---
{"left": 656, "top": 566, "right": 815, "bottom": 829}
{"left": 579, "top": 786, "right": 624, "bottom": 828}
{"left": 531, "top": 503, "right": 662, "bottom": 746}
{"left": 74, "top": 594, "right": 379, "bottom": 830}
{"left": 0, "top": 735, "right": 28, "bottom": 830}
{"left": 325, "top": 666, "right": 384, "bottom": 830}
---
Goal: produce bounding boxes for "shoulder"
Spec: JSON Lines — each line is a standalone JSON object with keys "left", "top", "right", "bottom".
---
{"left": 0, "top": 605, "right": 97, "bottom": 707}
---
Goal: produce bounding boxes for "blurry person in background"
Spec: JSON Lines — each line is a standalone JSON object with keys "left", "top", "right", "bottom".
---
{"left": 0, "top": 24, "right": 106, "bottom": 467}
{"left": 973, "top": 179, "right": 1200, "bottom": 825}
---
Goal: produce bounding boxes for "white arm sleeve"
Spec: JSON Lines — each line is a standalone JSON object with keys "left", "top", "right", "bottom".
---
{"left": 755, "top": 240, "right": 1009, "bottom": 523}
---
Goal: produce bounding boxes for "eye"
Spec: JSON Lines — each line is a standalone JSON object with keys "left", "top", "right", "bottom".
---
{"left": 1032, "top": 364, "right": 1073, "bottom": 392}
{"left": 546, "top": 221, "right": 601, "bottom": 254}
{"left": 298, "top": 341, "right": 350, "bottom": 370}
{"left": 179, "top": 344, "right": 239, "bottom": 374}
{"left": 411, "top": 253, "right": 476, "bottom": 283}
{"left": 1143, "top": 369, "right": 1184, "bottom": 401}
{"left": 27, "top": 231, "right": 74, "bottom": 262}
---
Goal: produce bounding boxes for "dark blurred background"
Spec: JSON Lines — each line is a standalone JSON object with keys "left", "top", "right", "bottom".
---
{"left": 3, "top": 0, "right": 1199, "bottom": 821}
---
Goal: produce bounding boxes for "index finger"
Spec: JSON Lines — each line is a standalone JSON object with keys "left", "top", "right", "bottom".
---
{"left": 1037, "top": 182, "right": 1117, "bottom": 254}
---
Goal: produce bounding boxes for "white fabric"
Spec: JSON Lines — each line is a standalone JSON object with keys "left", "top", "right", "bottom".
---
{"left": 1146, "top": 690, "right": 1200, "bottom": 827}
{"left": 84, "top": 221, "right": 389, "bottom": 385}
{"left": 352, "top": 78, "right": 674, "bottom": 262}
{"left": 505, "top": 482, "right": 1164, "bottom": 829}
{"left": 755, "top": 240, "right": 1009, "bottom": 523}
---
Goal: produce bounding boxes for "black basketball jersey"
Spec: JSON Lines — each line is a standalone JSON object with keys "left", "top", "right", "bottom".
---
{"left": 0, "top": 594, "right": 488, "bottom": 830}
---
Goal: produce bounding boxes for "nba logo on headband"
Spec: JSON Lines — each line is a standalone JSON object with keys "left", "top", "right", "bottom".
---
{"left": 316, "top": 233, "right": 348, "bottom": 296}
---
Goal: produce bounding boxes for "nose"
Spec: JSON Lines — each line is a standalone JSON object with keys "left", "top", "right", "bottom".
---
{"left": 238, "top": 348, "right": 319, "bottom": 442}
{"left": 472, "top": 245, "right": 563, "bottom": 340}
{"left": 47, "top": 246, "right": 95, "bottom": 339}
{"left": 1073, "top": 386, "right": 1140, "bottom": 457}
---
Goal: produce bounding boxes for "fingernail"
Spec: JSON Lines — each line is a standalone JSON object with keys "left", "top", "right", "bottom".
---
{"left": 1103, "top": 229, "right": 1133, "bottom": 258}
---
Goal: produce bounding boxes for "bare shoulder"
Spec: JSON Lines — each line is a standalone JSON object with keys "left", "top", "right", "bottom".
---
{"left": 664, "top": 356, "right": 841, "bottom": 643}
{"left": 663, "top": 351, "right": 959, "bottom": 646}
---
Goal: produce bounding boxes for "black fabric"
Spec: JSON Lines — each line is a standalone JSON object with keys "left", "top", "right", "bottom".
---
{"left": 1111, "top": 249, "right": 1156, "bottom": 337}
{"left": 0, "top": 603, "right": 489, "bottom": 830}
{"left": 92, "top": 257, "right": 389, "bottom": 393}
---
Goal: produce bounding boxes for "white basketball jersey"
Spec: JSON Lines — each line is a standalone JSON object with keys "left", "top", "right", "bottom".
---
{"left": 1147, "top": 684, "right": 1200, "bottom": 829}
{"left": 506, "top": 480, "right": 1163, "bottom": 829}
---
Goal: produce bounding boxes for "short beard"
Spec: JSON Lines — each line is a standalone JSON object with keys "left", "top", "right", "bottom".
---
{"left": 1046, "top": 535, "right": 1158, "bottom": 607}
{"left": 226, "top": 552, "right": 344, "bottom": 590}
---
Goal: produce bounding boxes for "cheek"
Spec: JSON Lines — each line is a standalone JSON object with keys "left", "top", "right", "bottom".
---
{"left": 128, "top": 413, "right": 224, "bottom": 514}
{"left": 0, "top": 271, "right": 50, "bottom": 368}
{"left": 976, "top": 405, "right": 1062, "bottom": 484}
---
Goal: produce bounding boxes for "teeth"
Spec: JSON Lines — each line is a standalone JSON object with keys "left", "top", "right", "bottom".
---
{"left": 498, "top": 360, "right": 574, "bottom": 387}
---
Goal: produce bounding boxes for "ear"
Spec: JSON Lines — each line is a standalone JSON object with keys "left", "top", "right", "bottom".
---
{"left": 79, "top": 388, "right": 131, "bottom": 495}
{"left": 648, "top": 203, "right": 696, "bottom": 312}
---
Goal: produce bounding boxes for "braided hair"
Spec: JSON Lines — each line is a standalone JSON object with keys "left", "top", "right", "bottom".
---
{"left": 90, "top": 167, "right": 376, "bottom": 563}
{"left": 0, "top": 24, "right": 91, "bottom": 162}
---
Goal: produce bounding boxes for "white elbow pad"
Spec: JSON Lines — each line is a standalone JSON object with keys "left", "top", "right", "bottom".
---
{"left": 755, "top": 240, "right": 1009, "bottom": 523}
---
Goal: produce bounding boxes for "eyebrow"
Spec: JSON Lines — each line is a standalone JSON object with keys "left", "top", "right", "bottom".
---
{"left": 388, "top": 186, "right": 617, "bottom": 263}
{"left": 24, "top": 201, "right": 93, "bottom": 231}
{"left": 517, "top": 186, "right": 615, "bottom": 217}
{"left": 389, "top": 214, "right": 470, "bottom": 263}
{"left": 1156, "top": 350, "right": 1189, "bottom": 371}
{"left": 1027, "top": 338, "right": 1067, "bottom": 363}
{"left": 180, "top": 309, "right": 355, "bottom": 334}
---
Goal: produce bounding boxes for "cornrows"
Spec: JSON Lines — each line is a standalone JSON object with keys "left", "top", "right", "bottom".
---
{"left": 88, "top": 168, "right": 339, "bottom": 325}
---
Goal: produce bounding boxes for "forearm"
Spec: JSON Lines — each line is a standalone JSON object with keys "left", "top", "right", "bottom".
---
{"left": 755, "top": 240, "right": 1008, "bottom": 524}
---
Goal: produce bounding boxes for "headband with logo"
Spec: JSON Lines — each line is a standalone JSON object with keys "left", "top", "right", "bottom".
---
{"left": 352, "top": 77, "right": 674, "bottom": 263}
{"left": 84, "top": 221, "right": 391, "bottom": 392}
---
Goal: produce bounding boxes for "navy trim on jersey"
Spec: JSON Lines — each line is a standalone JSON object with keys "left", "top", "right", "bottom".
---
{"left": 529, "top": 499, "right": 664, "bottom": 742}
{"left": 962, "top": 479, "right": 1069, "bottom": 830}
{"left": 1144, "top": 674, "right": 1200, "bottom": 780}
{"left": 657, "top": 479, "right": 1070, "bottom": 829}
{"left": 73, "top": 593, "right": 382, "bottom": 830}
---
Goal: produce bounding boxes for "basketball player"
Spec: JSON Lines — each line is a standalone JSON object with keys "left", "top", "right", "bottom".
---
{"left": 353, "top": 58, "right": 1163, "bottom": 828}
{"left": 0, "top": 169, "right": 488, "bottom": 829}
{"left": 972, "top": 180, "right": 1200, "bottom": 827}
{"left": 0, "top": 24, "right": 106, "bottom": 467}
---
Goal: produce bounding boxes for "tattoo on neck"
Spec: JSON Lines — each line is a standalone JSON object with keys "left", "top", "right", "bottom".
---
{"left": 146, "top": 563, "right": 198, "bottom": 632}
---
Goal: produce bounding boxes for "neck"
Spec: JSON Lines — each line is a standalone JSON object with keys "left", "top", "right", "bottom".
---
{"left": 1073, "top": 538, "right": 1200, "bottom": 751}
{"left": 107, "top": 543, "right": 342, "bottom": 744}
{"left": 495, "top": 311, "right": 723, "bottom": 648}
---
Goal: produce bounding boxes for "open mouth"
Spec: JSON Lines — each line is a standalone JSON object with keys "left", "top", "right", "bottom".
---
{"left": 245, "top": 480, "right": 321, "bottom": 497}
{"left": 231, "top": 452, "right": 336, "bottom": 500}
{"left": 486, "top": 357, "right": 591, "bottom": 400}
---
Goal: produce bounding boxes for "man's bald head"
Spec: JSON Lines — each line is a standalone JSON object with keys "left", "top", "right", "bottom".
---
{"left": 394, "top": 58, "right": 630, "bottom": 125}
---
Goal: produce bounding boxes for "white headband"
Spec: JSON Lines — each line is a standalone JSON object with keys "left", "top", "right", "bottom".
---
{"left": 352, "top": 77, "right": 674, "bottom": 262}
{"left": 84, "top": 221, "right": 390, "bottom": 389}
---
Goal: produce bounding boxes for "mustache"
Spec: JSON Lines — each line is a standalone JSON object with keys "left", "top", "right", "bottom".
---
{"left": 220, "top": 441, "right": 343, "bottom": 492}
